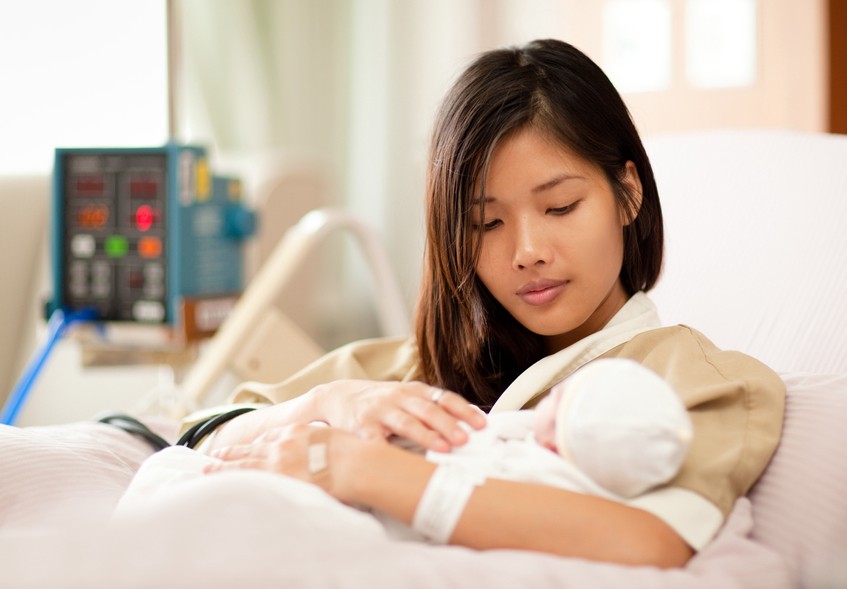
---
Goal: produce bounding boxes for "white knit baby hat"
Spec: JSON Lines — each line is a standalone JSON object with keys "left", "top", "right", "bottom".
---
{"left": 553, "top": 358, "right": 693, "bottom": 498}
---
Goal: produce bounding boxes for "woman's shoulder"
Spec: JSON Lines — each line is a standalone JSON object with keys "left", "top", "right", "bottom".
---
{"left": 611, "top": 328, "right": 786, "bottom": 525}
{"left": 285, "top": 334, "right": 422, "bottom": 387}
{"left": 603, "top": 324, "right": 786, "bottom": 401}
{"left": 332, "top": 335, "right": 419, "bottom": 377}
{"left": 230, "top": 336, "right": 419, "bottom": 405}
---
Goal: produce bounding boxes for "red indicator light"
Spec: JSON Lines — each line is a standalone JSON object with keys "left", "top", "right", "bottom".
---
{"left": 135, "top": 205, "right": 155, "bottom": 232}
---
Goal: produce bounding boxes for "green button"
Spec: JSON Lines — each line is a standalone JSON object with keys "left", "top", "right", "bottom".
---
{"left": 105, "top": 235, "right": 129, "bottom": 258}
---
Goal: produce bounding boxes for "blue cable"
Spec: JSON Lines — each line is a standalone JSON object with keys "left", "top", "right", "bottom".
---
{"left": 0, "top": 307, "right": 98, "bottom": 426}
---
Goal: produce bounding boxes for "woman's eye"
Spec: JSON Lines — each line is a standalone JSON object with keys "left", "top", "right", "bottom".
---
{"left": 547, "top": 202, "right": 579, "bottom": 215}
{"left": 472, "top": 219, "right": 501, "bottom": 231}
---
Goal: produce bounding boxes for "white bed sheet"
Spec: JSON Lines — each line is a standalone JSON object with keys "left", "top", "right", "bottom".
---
{"left": 0, "top": 422, "right": 790, "bottom": 589}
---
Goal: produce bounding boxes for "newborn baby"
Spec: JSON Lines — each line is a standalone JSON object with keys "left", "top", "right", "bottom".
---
{"left": 426, "top": 357, "right": 694, "bottom": 499}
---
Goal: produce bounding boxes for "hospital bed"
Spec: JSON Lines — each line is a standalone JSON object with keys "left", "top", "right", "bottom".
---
{"left": 0, "top": 130, "right": 845, "bottom": 588}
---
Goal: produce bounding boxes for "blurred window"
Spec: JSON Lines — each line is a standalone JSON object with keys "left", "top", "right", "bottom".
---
{"left": 0, "top": 0, "right": 168, "bottom": 174}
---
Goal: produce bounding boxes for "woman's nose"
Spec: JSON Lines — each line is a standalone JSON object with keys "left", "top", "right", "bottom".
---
{"left": 512, "top": 217, "right": 553, "bottom": 270}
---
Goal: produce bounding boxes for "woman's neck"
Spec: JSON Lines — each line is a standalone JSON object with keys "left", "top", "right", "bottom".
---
{"left": 543, "top": 283, "right": 630, "bottom": 355}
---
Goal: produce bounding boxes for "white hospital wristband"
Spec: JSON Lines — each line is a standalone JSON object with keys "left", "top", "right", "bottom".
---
{"left": 412, "top": 464, "right": 484, "bottom": 544}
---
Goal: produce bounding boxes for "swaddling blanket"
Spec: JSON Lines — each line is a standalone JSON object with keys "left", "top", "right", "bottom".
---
{"left": 422, "top": 411, "right": 618, "bottom": 499}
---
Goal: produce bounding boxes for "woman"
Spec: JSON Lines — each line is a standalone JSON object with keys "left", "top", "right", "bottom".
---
{"left": 201, "top": 39, "right": 785, "bottom": 568}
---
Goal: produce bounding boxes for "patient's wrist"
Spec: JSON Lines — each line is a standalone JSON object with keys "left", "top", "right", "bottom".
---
{"left": 306, "top": 383, "right": 336, "bottom": 426}
{"left": 412, "top": 464, "right": 484, "bottom": 543}
{"left": 327, "top": 434, "right": 380, "bottom": 504}
{"left": 339, "top": 440, "right": 443, "bottom": 530}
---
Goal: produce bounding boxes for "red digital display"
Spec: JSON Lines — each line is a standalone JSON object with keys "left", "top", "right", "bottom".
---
{"left": 135, "top": 205, "right": 156, "bottom": 232}
{"left": 74, "top": 175, "right": 105, "bottom": 197}
{"left": 130, "top": 178, "right": 159, "bottom": 199}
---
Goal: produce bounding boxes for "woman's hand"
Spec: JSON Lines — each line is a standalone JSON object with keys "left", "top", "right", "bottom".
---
{"left": 204, "top": 423, "right": 359, "bottom": 500}
{"left": 311, "top": 380, "right": 487, "bottom": 453}
{"left": 203, "top": 379, "right": 487, "bottom": 455}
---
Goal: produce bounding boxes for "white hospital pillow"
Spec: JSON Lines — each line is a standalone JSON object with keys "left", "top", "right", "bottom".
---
{"left": 647, "top": 131, "right": 847, "bottom": 375}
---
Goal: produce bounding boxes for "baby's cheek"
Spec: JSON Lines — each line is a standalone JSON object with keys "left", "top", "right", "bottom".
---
{"left": 533, "top": 415, "right": 557, "bottom": 451}
{"left": 532, "top": 388, "right": 563, "bottom": 451}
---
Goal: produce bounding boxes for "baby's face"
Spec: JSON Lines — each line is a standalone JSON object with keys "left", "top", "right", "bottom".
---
{"left": 533, "top": 385, "right": 564, "bottom": 452}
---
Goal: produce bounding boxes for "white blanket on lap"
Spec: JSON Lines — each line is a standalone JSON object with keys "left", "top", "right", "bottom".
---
{"left": 0, "top": 424, "right": 792, "bottom": 589}
{"left": 113, "top": 446, "right": 388, "bottom": 540}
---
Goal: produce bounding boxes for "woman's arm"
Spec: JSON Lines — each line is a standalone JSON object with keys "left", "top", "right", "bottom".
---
{"left": 203, "top": 380, "right": 486, "bottom": 453}
{"left": 343, "top": 436, "right": 692, "bottom": 567}
{"left": 207, "top": 424, "right": 693, "bottom": 568}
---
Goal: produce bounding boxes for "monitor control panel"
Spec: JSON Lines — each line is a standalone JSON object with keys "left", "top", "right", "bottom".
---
{"left": 60, "top": 151, "right": 169, "bottom": 323}
{"left": 51, "top": 144, "right": 256, "bottom": 339}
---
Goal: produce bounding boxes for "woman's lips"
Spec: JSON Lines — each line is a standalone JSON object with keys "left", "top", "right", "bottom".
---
{"left": 516, "top": 279, "right": 568, "bottom": 306}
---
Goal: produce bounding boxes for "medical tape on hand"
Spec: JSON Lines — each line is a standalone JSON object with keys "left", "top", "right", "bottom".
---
{"left": 306, "top": 427, "right": 332, "bottom": 486}
{"left": 411, "top": 464, "right": 485, "bottom": 544}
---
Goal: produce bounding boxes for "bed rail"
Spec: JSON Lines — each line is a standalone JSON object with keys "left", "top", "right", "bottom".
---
{"left": 179, "top": 208, "right": 409, "bottom": 406}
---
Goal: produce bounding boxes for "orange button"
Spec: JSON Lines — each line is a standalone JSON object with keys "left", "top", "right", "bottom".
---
{"left": 138, "top": 236, "right": 162, "bottom": 259}
{"left": 78, "top": 205, "right": 109, "bottom": 229}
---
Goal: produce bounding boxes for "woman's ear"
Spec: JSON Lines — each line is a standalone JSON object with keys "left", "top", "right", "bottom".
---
{"left": 619, "top": 161, "right": 643, "bottom": 226}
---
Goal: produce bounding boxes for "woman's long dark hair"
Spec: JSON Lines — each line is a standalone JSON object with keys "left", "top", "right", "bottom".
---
{"left": 415, "top": 39, "right": 664, "bottom": 410}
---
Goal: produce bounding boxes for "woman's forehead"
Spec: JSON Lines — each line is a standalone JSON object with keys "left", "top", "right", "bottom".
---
{"left": 483, "top": 130, "right": 598, "bottom": 192}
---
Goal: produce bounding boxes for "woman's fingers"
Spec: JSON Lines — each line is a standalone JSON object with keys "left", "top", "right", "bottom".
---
{"left": 208, "top": 426, "right": 294, "bottom": 470}
{"left": 379, "top": 404, "right": 453, "bottom": 452}
{"left": 373, "top": 387, "right": 487, "bottom": 452}
{"left": 315, "top": 379, "right": 487, "bottom": 451}
{"left": 205, "top": 457, "right": 267, "bottom": 473}
{"left": 205, "top": 423, "right": 338, "bottom": 480}
{"left": 210, "top": 443, "right": 260, "bottom": 461}
{"left": 411, "top": 395, "right": 471, "bottom": 445}
{"left": 435, "top": 390, "right": 487, "bottom": 430}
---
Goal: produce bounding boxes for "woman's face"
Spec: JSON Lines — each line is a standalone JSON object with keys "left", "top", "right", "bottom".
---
{"left": 473, "top": 127, "right": 640, "bottom": 353}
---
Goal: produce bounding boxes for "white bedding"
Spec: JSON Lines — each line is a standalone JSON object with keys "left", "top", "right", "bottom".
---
{"left": 5, "top": 371, "right": 847, "bottom": 588}
{"left": 0, "top": 424, "right": 791, "bottom": 589}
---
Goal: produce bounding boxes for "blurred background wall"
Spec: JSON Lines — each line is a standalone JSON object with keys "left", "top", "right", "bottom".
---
{"left": 0, "top": 0, "right": 841, "bottom": 349}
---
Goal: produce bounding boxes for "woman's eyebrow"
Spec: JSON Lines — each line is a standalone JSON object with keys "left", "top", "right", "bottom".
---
{"left": 531, "top": 173, "right": 584, "bottom": 194}
{"left": 475, "top": 173, "right": 584, "bottom": 203}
